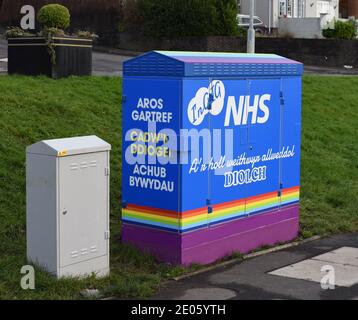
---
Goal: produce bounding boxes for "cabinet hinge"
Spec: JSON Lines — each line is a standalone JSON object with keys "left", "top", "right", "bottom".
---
{"left": 105, "top": 168, "right": 110, "bottom": 176}
{"left": 122, "top": 95, "right": 127, "bottom": 103}
{"left": 280, "top": 91, "right": 285, "bottom": 106}
{"left": 105, "top": 231, "right": 110, "bottom": 240}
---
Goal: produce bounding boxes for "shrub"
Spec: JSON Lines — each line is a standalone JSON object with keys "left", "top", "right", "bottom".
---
{"left": 237, "top": 26, "right": 247, "bottom": 38}
{"left": 135, "top": 0, "right": 239, "bottom": 38}
{"left": 335, "top": 20, "right": 357, "bottom": 39}
{"left": 322, "top": 27, "right": 335, "bottom": 39}
{"left": 214, "top": 0, "right": 239, "bottom": 36}
{"left": 38, "top": 27, "right": 66, "bottom": 38}
{"left": 322, "top": 19, "right": 357, "bottom": 40}
{"left": 74, "top": 30, "right": 99, "bottom": 41}
{"left": 37, "top": 4, "right": 70, "bottom": 30}
{"left": 5, "top": 27, "right": 34, "bottom": 39}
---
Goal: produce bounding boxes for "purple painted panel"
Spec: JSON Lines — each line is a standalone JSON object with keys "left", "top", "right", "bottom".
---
{"left": 182, "top": 215, "right": 299, "bottom": 265}
{"left": 121, "top": 205, "right": 299, "bottom": 265}
{"left": 182, "top": 205, "right": 298, "bottom": 249}
{"left": 122, "top": 224, "right": 181, "bottom": 264}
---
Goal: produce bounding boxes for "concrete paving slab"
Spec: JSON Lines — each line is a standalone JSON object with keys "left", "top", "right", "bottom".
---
{"left": 312, "top": 246, "right": 358, "bottom": 267}
{"left": 269, "top": 258, "right": 358, "bottom": 287}
{"left": 176, "top": 288, "right": 237, "bottom": 300}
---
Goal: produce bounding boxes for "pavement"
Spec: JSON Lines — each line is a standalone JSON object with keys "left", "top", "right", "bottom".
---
{"left": 152, "top": 233, "right": 358, "bottom": 300}
{"left": 304, "top": 65, "right": 358, "bottom": 76}
{"left": 91, "top": 50, "right": 130, "bottom": 76}
{"left": 1, "top": 38, "right": 358, "bottom": 76}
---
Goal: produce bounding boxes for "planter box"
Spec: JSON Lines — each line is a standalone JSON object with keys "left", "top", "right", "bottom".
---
{"left": 8, "top": 37, "right": 92, "bottom": 78}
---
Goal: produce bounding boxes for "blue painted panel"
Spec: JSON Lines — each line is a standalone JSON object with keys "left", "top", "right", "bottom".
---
{"left": 180, "top": 77, "right": 300, "bottom": 216}
{"left": 122, "top": 77, "right": 181, "bottom": 212}
{"left": 280, "top": 77, "right": 302, "bottom": 191}
{"left": 181, "top": 78, "right": 211, "bottom": 212}
{"left": 245, "top": 79, "right": 281, "bottom": 214}
{"left": 123, "top": 51, "right": 184, "bottom": 77}
{"left": 206, "top": 79, "right": 249, "bottom": 214}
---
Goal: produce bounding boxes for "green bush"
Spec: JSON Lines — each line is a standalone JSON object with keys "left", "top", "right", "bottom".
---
{"left": 237, "top": 26, "right": 247, "bottom": 38}
{"left": 136, "top": 0, "right": 239, "bottom": 38}
{"left": 322, "top": 27, "right": 335, "bottom": 39}
{"left": 37, "top": 4, "right": 70, "bottom": 30}
{"left": 211, "top": 0, "right": 239, "bottom": 36}
{"left": 5, "top": 26, "right": 34, "bottom": 39}
{"left": 335, "top": 20, "right": 357, "bottom": 39}
{"left": 322, "top": 20, "right": 357, "bottom": 40}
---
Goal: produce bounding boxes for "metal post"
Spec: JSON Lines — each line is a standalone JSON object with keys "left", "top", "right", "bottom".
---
{"left": 247, "top": 0, "right": 255, "bottom": 53}
{"left": 269, "top": 0, "right": 272, "bottom": 34}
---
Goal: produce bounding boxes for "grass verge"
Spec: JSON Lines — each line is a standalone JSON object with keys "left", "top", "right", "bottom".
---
{"left": 0, "top": 75, "right": 357, "bottom": 299}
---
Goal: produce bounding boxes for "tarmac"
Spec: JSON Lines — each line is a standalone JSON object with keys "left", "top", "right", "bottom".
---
{"left": 152, "top": 233, "right": 358, "bottom": 300}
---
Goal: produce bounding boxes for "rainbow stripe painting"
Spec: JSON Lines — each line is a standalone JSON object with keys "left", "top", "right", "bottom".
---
{"left": 122, "top": 186, "right": 300, "bottom": 233}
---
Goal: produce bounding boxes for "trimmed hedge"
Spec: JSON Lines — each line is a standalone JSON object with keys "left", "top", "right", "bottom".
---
{"left": 37, "top": 4, "right": 70, "bottom": 30}
{"left": 136, "top": 0, "right": 239, "bottom": 38}
{"left": 323, "top": 20, "right": 357, "bottom": 40}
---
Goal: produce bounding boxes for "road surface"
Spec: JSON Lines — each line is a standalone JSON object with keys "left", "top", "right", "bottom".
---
{"left": 152, "top": 233, "right": 358, "bottom": 300}
{"left": 1, "top": 38, "right": 358, "bottom": 76}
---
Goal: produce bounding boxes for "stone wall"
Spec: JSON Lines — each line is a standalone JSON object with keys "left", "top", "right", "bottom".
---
{"left": 117, "top": 34, "right": 358, "bottom": 68}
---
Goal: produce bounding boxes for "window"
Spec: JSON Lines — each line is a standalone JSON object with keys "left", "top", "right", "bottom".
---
{"left": 287, "top": 0, "right": 293, "bottom": 17}
{"left": 254, "top": 18, "right": 262, "bottom": 25}
{"left": 279, "top": 0, "right": 287, "bottom": 17}
{"left": 298, "top": 0, "right": 305, "bottom": 18}
{"left": 280, "top": 0, "right": 305, "bottom": 18}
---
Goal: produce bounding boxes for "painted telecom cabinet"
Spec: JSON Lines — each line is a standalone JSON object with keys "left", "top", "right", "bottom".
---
{"left": 122, "top": 51, "right": 303, "bottom": 265}
{"left": 26, "top": 136, "right": 111, "bottom": 278}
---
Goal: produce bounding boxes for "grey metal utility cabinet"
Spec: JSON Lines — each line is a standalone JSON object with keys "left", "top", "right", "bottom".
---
{"left": 26, "top": 136, "right": 111, "bottom": 278}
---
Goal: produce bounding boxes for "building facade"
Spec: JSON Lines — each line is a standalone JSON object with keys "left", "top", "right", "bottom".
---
{"left": 240, "top": 0, "right": 339, "bottom": 30}
{"left": 340, "top": 0, "right": 358, "bottom": 18}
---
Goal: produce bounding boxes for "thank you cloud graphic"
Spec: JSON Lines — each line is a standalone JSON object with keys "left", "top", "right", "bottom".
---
{"left": 188, "top": 80, "right": 225, "bottom": 126}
